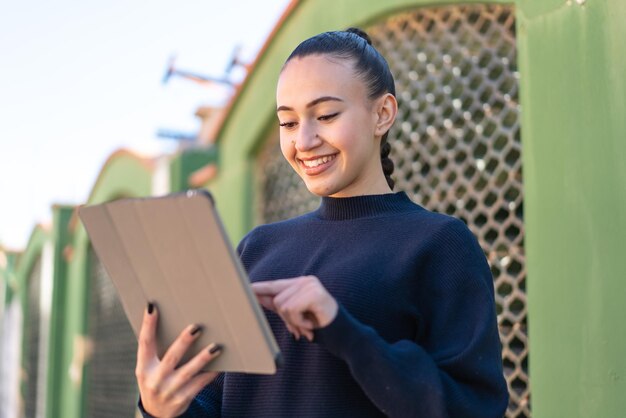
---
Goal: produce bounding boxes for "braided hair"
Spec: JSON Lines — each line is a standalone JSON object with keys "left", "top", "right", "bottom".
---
{"left": 284, "top": 28, "right": 396, "bottom": 190}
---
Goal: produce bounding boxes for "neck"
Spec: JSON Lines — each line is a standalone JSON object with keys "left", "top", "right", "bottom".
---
{"left": 329, "top": 167, "right": 392, "bottom": 198}
{"left": 316, "top": 191, "right": 413, "bottom": 221}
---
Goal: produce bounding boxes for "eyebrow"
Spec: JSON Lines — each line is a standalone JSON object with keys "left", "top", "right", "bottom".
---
{"left": 276, "top": 96, "right": 344, "bottom": 112}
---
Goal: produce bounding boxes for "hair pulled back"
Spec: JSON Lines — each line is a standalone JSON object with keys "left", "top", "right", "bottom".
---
{"left": 285, "top": 28, "right": 396, "bottom": 190}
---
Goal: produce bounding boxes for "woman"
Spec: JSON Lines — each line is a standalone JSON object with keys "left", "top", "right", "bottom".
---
{"left": 137, "top": 28, "right": 508, "bottom": 417}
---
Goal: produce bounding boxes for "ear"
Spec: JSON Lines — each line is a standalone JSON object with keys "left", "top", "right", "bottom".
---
{"left": 373, "top": 93, "right": 398, "bottom": 137}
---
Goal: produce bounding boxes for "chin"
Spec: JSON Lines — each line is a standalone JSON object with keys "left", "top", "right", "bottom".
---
{"left": 303, "top": 180, "right": 339, "bottom": 197}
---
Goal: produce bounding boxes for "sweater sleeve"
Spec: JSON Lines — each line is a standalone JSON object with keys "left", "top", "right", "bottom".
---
{"left": 314, "top": 219, "right": 509, "bottom": 418}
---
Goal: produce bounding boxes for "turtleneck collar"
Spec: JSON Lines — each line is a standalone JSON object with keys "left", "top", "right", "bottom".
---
{"left": 315, "top": 191, "right": 415, "bottom": 221}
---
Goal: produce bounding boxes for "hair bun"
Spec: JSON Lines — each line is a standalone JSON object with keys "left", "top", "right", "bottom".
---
{"left": 345, "top": 27, "right": 372, "bottom": 45}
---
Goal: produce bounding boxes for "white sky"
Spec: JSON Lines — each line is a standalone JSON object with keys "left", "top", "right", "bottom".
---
{"left": 0, "top": 0, "right": 290, "bottom": 250}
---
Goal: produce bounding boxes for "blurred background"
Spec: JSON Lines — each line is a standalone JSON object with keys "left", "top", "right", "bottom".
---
{"left": 0, "top": 0, "right": 289, "bottom": 250}
{"left": 1, "top": 0, "right": 625, "bottom": 417}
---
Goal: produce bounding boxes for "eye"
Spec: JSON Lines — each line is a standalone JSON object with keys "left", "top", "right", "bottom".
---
{"left": 318, "top": 112, "right": 339, "bottom": 122}
{"left": 279, "top": 121, "right": 298, "bottom": 129}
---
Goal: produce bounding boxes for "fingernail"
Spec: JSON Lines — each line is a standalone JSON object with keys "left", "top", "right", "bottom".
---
{"left": 190, "top": 325, "right": 203, "bottom": 336}
{"left": 208, "top": 343, "right": 223, "bottom": 355}
{"left": 147, "top": 302, "right": 155, "bottom": 314}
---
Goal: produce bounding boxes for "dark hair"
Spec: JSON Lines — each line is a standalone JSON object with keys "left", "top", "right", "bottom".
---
{"left": 284, "top": 28, "right": 396, "bottom": 190}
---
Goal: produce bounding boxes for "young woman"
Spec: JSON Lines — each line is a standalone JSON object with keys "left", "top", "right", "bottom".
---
{"left": 136, "top": 28, "right": 509, "bottom": 418}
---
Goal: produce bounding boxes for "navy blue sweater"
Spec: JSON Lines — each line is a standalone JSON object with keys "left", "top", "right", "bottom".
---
{"left": 142, "top": 192, "right": 508, "bottom": 417}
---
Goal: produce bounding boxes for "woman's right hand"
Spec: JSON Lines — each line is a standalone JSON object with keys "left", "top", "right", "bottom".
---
{"left": 136, "top": 303, "right": 223, "bottom": 418}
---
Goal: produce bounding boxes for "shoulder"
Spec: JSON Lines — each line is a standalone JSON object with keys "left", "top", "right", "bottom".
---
{"left": 397, "top": 201, "right": 475, "bottom": 244}
{"left": 414, "top": 211, "right": 492, "bottom": 294}
{"left": 389, "top": 199, "right": 490, "bottom": 290}
{"left": 424, "top": 212, "right": 480, "bottom": 250}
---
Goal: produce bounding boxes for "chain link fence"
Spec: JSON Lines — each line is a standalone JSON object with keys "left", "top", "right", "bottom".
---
{"left": 84, "top": 247, "right": 138, "bottom": 418}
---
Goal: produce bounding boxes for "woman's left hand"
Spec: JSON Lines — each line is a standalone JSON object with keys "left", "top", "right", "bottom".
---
{"left": 251, "top": 275, "right": 338, "bottom": 341}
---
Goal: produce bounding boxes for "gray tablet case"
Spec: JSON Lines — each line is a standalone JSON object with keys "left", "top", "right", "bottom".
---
{"left": 78, "top": 190, "right": 280, "bottom": 374}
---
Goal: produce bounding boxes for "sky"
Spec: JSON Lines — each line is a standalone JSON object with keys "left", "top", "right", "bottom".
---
{"left": 0, "top": 0, "right": 291, "bottom": 250}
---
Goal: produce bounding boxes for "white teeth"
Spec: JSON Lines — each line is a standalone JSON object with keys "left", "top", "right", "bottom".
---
{"left": 302, "top": 154, "right": 335, "bottom": 168}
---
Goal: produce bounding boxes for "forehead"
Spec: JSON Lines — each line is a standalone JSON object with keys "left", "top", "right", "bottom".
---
{"left": 276, "top": 55, "right": 366, "bottom": 106}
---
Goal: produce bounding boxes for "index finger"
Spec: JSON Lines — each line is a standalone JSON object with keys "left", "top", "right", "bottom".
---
{"left": 251, "top": 278, "right": 301, "bottom": 296}
{"left": 136, "top": 302, "right": 158, "bottom": 371}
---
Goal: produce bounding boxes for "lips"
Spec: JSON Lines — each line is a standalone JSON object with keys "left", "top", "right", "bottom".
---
{"left": 297, "top": 153, "right": 337, "bottom": 175}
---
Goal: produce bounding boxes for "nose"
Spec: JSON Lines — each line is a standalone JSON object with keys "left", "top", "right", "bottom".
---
{"left": 294, "top": 122, "right": 322, "bottom": 152}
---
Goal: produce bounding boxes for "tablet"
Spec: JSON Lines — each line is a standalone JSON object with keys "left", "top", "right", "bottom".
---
{"left": 78, "top": 190, "right": 281, "bottom": 374}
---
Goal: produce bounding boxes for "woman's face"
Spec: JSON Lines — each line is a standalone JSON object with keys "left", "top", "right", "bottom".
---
{"left": 276, "top": 54, "right": 392, "bottom": 197}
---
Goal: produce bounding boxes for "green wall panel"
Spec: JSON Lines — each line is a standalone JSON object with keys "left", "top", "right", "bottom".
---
{"left": 88, "top": 150, "right": 154, "bottom": 204}
{"left": 518, "top": 0, "right": 626, "bottom": 416}
{"left": 518, "top": 0, "right": 568, "bottom": 19}
{"left": 169, "top": 147, "right": 217, "bottom": 192}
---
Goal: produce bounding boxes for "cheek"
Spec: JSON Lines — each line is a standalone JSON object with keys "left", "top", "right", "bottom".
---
{"left": 279, "top": 134, "right": 299, "bottom": 168}
{"left": 331, "top": 124, "right": 365, "bottom": 159}
{"left": 279, "top": 134, "right": 292, "bottom": 157}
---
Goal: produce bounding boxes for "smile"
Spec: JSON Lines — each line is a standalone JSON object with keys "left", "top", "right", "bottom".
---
{"left": 300, "top": 154, "right": 336, "bottom": 168}
{"left": 298, "top": 153, "right": 337, "bottom": 175}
